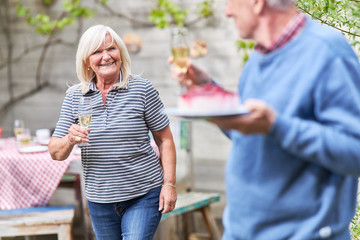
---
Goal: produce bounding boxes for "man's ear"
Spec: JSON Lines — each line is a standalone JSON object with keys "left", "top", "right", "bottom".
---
{"left": 251, "top": 0, "right": 265, "bottom": 15}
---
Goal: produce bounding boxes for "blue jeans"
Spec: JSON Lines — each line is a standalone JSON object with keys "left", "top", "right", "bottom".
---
{"left": 88, "top": 187, "right": 162, "bottom": 240}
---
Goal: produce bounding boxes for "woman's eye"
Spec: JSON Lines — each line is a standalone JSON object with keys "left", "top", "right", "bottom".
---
{"left": 93, "top": 50, "right": 101, "bottom": 54}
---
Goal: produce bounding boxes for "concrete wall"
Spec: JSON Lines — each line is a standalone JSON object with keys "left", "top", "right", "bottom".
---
{"left": 0, "top": 0, "right": 243, "bottom": 192}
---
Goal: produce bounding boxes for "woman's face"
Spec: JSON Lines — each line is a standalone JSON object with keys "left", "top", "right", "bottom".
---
{"left": 87, "top": 34, "right": 122, "bottom": 81}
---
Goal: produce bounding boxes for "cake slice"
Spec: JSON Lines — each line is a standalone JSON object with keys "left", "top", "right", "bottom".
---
{"left": 178, "top": 83, "right": 241, "bottom": 114}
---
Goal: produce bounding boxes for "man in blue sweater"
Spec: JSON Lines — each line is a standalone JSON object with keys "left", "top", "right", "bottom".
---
{"left": 172, "top": 0, "right": 360, "bottom": 239}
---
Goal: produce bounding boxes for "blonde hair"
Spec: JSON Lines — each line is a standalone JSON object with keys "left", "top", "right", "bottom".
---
{"left": 75, "top": 25, "right": 131, "bottom": 93}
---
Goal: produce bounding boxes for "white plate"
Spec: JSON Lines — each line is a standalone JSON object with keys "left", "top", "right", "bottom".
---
{"left": 0, "top": 139, "right": 4, "bottom": 149}
{"left": 37, "top": 139, "right": 50, "bottom": 145}
{"left": 18, "top": 145, "right": 48, "bottom": 153}
{"left": 166, "top": 106, "right": 250, "bottom": 119}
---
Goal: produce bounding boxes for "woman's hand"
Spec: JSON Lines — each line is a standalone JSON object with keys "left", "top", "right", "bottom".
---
{"left": 67, "top": 124, "right": 90, "bottom": 145}
{"left": 159, "top": 184, "right": 177, "bottom": 214}
{"left": 152, "top": 126, "right": 177, "bottom": 214}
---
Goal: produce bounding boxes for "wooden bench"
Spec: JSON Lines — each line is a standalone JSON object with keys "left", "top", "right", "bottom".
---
{"left": 162, "top": 192, "right": 221, "bottom": 240}
{"left": 0, "top": 205, "right": 75, "bottom": 240}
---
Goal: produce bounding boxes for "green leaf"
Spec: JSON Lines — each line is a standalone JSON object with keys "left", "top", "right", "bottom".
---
{"left": 242, "top": 53, "right": 249, "bottom": 62}
{"left": 197, "top": 0, "right": 214, "bottom": 17}
{"left": 16, "top": 4, "right": 30, "bottom": 17}
{"left": 63, "top": 1, "right": 73, "bottom": 12}
{"left": 149, "top": 9, "right": 169, "bottom": 29}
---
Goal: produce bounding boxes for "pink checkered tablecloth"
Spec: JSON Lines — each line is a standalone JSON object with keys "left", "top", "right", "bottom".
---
{"left": 0, "top": 138, "right": 79, "bottom": 210}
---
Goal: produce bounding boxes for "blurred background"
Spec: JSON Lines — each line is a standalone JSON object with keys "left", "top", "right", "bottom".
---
{"left": 1, "top": 0, "right": 359, "bottom": 239}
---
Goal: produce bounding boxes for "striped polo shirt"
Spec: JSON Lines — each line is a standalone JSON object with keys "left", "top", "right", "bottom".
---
{"left": 53, "top": 75, "right": 170, "bottom": 203}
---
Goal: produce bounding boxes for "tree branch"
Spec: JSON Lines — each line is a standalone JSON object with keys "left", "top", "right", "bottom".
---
{"left": 0, "top": 39, "right": 75, "bottom": 70}
{"left": 0, "top": 82, "right": 50, "bottom": 120}
{"left": 298, "top": 6, "right": 360, "bottom": 38}
{"left": 95, "top": 0, "right": 207, "bottom": 28}
{"left": 96, "top": 0, "right": 155, "bottom": 27}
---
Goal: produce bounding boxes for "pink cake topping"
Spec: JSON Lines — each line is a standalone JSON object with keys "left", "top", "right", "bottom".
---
{"left": 181, "top": 83, "right": 237, "bottom": 101}
{"left": 178, "top": 83, "right": 240, "bottom": 113}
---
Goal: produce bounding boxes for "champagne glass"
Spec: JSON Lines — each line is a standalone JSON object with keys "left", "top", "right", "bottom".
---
{"left": 171, "top": 27, "right": 189, "bottom": 74}
{"left": 14, "top": 119, "right": 25, "bottom": 141}
{"left": 78, "top": 96, "right": 92, "bottom": 146}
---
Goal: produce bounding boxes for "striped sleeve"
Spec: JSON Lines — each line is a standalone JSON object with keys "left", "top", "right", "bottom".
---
{"left": 144, "top": 80, "right": 169, "bottom": 131}
{"left": 52, "top": 89, "right": 77, "bottom": 138}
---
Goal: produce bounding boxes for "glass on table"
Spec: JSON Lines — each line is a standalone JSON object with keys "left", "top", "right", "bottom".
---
{"left": 14, "top": 119, "right": 25, "bottom": 141}
{"left": 78, "top": 96, "right": 92, "bottom": 146}
{"left": 19, "top": 128, "right": 31, "bottom": 146}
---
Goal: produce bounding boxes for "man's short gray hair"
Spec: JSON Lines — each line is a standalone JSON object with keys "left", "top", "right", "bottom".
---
{"left": 266, "top": 0, "right": 297, "bottom": 11}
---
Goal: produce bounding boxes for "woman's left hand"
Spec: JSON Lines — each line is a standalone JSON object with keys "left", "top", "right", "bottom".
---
{"left": 159, "top": 184, "right": 177, "bottom": 214}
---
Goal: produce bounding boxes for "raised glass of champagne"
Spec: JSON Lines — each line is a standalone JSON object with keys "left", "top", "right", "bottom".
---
{"left": 171, "top": 27, "right": 189, "bottom": 74}
{"left": 78, "top": 96, "right": 92, "bottom": 146}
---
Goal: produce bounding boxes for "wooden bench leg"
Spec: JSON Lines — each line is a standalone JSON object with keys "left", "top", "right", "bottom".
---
{"left": 58, "top": 224, "right": 73, "bottom": 240}
{"left": 199, "top": 206, "right": 221, "bottom": 240}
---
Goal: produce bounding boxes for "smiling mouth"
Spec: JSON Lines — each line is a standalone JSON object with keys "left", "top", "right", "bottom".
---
{"left": 100, "top": 62, "right": 115, "bottom": 67}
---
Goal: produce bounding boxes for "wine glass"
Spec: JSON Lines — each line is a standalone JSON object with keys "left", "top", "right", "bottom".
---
{"left": 19, "top": 128, "right": 31, "bottom": 146}
{"left": 14, "top": 119, "right": 25, "bottom": 141}
{"left": 171, "top": 27, "right": 189, "bottom": 74}
{"left": 78, "top": 96, "right": 92, "bottom": 146}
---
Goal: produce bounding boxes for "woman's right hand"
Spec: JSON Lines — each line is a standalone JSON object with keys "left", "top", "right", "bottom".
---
{"left": 169, "top": 57, "right": 212, "bottom": 89}
{"left": 67, "top": 124, "right": 90, "bottom": 145}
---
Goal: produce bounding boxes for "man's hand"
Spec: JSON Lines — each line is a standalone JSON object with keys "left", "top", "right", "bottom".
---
{"left": 169, "top": 57, "right": 212, "bottom": 89}
{"left": 209, "top": 99, "right": 277, "bottom": 134}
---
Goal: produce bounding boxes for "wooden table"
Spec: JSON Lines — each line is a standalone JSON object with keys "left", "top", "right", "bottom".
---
{"left": 0, "top": 206, "right": 75, "bottom": 240}
{"left": 0, "top": 138, "right": 80, "bottom": 239}
{"left": 0, "top": 138, "right": 74, "bottom": 210}
{"left": 162, "top": 192, "right": 222, "bottom": 240}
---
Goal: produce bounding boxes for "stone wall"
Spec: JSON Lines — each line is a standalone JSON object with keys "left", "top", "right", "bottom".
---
{"left": 0, "top": 0, "right": 243, "bottom": 188}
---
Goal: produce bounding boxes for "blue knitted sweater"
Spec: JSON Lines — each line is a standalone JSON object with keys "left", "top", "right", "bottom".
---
{"left": 223, "top": 17, "right": 360, "bottom": 240}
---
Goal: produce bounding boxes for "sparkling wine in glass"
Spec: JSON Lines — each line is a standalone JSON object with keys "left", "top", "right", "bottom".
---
{"left": 78, "top": 96, "right": 92, "bottom": 146}
{"left": 14, "top": 119, "right": 25, "bottom": 140}
{"left": 171, "top": 27, "right": 189, "bottom": 74}
{"left": 19, "top": 128, "right": 31, "bottom": 146}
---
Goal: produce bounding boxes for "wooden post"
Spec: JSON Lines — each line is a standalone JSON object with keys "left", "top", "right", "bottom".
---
{"left": 200, "top": 206, "right": 221, "bottom": 240}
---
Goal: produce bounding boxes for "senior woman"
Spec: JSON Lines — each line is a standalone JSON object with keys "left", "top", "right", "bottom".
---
{"left": 48, "top": 25, "right": 177, "bottom": 240}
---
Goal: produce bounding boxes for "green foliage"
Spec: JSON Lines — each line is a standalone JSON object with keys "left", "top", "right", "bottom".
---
{"left": 149, "top": 0, "right": 189, "bottom": 28}
{"left": 100, "top": 0, "right": 108, "bottom": 5}
{"left": 351, "top": 195, "right": 360, "bottom": 239}
{"left": 148, "top": 0, "right": 214, "bottom": 28}
{"left": 296, "top": 0, "right": 360, "bottom": 52}
{"left": 236, "top": 0, "right": 360, "bottom": 64}
{"left": 197, "top": 0, "right": 214, "bottom": 18}
{"left": 15, "top": 0, "right": 94, "bottom": 35}
{"left": 236, "top": 39, "right": 255, "bottom": 63}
